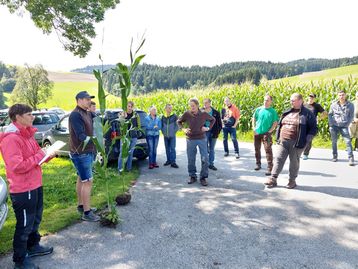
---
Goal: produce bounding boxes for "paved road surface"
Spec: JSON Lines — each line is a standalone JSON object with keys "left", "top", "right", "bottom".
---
{"left": 1, "top": 138, "right": 357, "bottom": 269}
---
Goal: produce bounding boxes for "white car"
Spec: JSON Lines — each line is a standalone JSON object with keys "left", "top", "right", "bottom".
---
{"left": 0, "top": 176, "right": 8, "bottom": 231}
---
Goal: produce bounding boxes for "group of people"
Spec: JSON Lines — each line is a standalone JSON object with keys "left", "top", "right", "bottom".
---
{"left": 0, "top": 89, "right": 357, "bottom": 268}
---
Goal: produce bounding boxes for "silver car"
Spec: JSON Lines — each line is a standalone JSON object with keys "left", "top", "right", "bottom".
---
{"left": 0, "top": 176, "right": 8, "bottom": 230}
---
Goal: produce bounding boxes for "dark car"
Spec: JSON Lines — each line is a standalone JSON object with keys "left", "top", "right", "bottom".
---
{"left": 0, "top": 111, "right": 60, "bottom": 145}
{"left": 42, "top": 109, "right": 148, "bottom": 161}
{"left": 0, "top": 176, "right": 8, "bottom": 231}
{"left": 0, "top": 109, "right": 8, "bottom": 124}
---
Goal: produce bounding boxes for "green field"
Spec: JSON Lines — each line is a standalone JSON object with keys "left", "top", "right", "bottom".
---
{"left": 271, "top": 64, "right": 358, "bottom": 83}
{"left": 4, "top": 81, "right": 122, "bottom": 111}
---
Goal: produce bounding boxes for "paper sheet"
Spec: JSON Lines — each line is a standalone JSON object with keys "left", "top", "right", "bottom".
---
{"left": 39, "top": 141, "right": 66, "bottom": 165}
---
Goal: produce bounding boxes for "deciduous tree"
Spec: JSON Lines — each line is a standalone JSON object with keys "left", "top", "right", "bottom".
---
{"left": 11, "top": 64, "right": 53, "bottom": 110}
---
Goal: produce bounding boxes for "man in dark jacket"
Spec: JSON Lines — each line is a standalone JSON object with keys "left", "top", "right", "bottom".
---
{"left": 203, "top": 98, "right": 222, "bottom": 170}
{"left": 69, "top": 91, "right": 99, "bottom": 222}
{"left": 161, "top": 104, "right": 179, "bottom": 168}
{"left": 265, "top": 93, "right": 317, "bottom": 189}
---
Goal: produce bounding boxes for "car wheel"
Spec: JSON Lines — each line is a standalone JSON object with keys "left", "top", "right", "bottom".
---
{"left": 43, "top": 140, "right": 52, "bottom": 148}
{"left": 96, "top": 152, "right": 104, "bottom": 165}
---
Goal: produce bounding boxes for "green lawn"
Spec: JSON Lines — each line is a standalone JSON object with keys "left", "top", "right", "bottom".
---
{"left": 271, "top": 64, "right": 358, "bottom": 83}
{"left": 4, "top": 81, "right": 122, "bottom": 111}
{"left": 0, "top": 157, "right": 138, "bottom": 255}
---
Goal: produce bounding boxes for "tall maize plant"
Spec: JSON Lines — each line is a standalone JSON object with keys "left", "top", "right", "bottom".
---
{"left": 131, "top": 77, "right": 358, "bottom": 140}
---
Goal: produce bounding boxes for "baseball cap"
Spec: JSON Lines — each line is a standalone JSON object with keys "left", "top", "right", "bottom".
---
{"left": 309, "top": 93, "right": 316, "bottom": 98}
{"left": 75, "top": 91, "right": 95, "bottom": 100}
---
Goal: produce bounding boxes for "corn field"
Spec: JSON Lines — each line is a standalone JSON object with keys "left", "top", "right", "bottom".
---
{"left": 129, "top": 77, "right": 358, "bottom": 140}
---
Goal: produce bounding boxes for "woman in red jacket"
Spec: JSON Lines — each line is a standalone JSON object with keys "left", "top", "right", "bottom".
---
{"left": 0, "top": 104, "right": 55, "bottom": 269}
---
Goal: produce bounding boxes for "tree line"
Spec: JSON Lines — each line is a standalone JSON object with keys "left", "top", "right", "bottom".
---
{"left": 72, "top": 56, "right": 358, "bottom": 96}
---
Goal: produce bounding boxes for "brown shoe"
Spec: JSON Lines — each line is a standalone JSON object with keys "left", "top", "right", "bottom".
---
{"left": 265, "top": 178, "right": 277, "bottom": 188}
{"left": 286, "top": 180, "right": 297, "bottom": 189}
{"left": 188, "top": 177, "right": 197, "bottom": 184}
{"left": 200, "top": 178, "right": 208, "bottom": 186}
{"left": 254, "top": 164, "right": 261, "bottom": 171}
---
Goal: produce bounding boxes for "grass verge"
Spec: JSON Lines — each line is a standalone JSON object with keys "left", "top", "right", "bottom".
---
{"left": 0, "top": 157, "right": 138, "bottom": 255}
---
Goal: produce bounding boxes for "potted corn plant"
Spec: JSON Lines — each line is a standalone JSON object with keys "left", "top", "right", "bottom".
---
{"left": 114, "top": 37, "right": 145, "bottom": 206}
{"left": 87, "top": 38, "right": 146, "bottom": 226}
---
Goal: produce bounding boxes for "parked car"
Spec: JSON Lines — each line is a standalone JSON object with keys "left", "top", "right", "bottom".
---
{"left": 0, "top": 111, "right": 60, "bottom": 145}
{"left": 48, "top": 107, "right": 66, "bottom": 117}
{"left": 0, "top": 108, "right": 8, "bottom": 124}
{"left": 0, "top": 176, "right": 8, "bottom": 231}
{"left": 42, "top": 109, "right": 148, "bottom": 161}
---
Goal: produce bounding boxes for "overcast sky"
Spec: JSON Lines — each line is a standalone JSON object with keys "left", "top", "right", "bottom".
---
{"left": 1, "top": 0, "right": 357, "bottom": 71}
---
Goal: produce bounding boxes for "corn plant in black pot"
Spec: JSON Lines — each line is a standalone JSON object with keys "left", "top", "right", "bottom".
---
{"left": 85, "top": 68, "right": 121, "bottom": 228}
{"left": 113, "top": 37, "right": 146, "bottom": 206}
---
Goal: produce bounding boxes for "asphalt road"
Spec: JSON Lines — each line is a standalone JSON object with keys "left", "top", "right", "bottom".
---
{"left": 1, "top": 138, "right": 357, "bottom": 269}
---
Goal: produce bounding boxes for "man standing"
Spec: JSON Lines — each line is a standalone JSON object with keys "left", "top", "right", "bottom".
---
{"left": 69, "top": 91, "right": 99, "bottom": 222}
{"left": 203, "top": 98, "right": 222, "bottom": 170}
{"left": 177, "top": 98, "right": 215, "bottom": 186}
{"left": 302, "top": 93, "right": 327, "bottom": 160}
{"left": 118, "top": 101, "right": 139, "bottom": 171}
{"left": 221, "top": 97, "right": 240, "bottom": 159}
{"left": 265, "top": 93, "right": 317, "bottom": 189}
{"left": 328, "top": 90, "right": 355, "bottom": 165}
{"left": 252, "top": 95, "right": 279, "bottom": 175}
{"left": 0, "top": 104, "right": 54, "bottom": 269}
{"left": 351, "top": 91, "right": 358, "bottom": 151}
{"left": 161, "top": 104, "right": 179, "bottom": 168}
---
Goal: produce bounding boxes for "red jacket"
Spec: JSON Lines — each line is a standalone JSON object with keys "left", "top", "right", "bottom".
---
{"left": 0, "top": 122, "right": 45, "bottom": 193}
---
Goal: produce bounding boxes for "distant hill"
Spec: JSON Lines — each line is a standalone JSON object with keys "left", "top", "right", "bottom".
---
{"left": 271, "top": 64, "right": 358, "bottom": 83}
{"left": 48, "top": 71, "right": 96, "bottom": 82}
{"left": 72, "top": 56, "right": 358, "bottom": 95}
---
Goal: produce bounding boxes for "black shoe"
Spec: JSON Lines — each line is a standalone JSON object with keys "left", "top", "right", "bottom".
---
{"left": 208, "top": 165, "right": 217, "bottom": 171}
{"left": 171, "top": 163, "right": 179, "bottom": 168}
{"left": 164, "top": 161, "right": 171, "bottom": 166}
{"left": 254, "top": 165, "right": 261, "bottom": 171}
{"left": 77, "top": 206, "right": 97, "bottom": 214}
{"left": 224, "top": 152, "right": 229, "bottom": 157}
{"left": 235, "top": 153, "right": 240, "bottom": 159}
{"left": 14, "top": 257, "right": 39, "bottom": 269}
{"left": 188, "top": 177, "right": 197, "bottom": 184}
{"left": 27, "top": 244, "right": 54, "bottom": 258}
{"left": 200, "top": 178, "right": 208, "bottom": 186}
{"left": 265, "top": 170, "right": 272, "bottom": 176}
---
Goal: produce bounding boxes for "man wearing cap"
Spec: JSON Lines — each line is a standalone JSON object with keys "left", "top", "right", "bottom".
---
{"left": 69, "top": 91, "right": 100, "bottom": 222}
{"left": 302, "top": 93, "right": 327, "bottom": 160}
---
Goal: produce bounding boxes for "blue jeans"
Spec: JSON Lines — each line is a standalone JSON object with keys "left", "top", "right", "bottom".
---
{"left": 223, "top": 127, "right": 239, "bottom": 154}
{"left": 206, "top": 131, "right": 217, "bottom": 166}
{"left": 70, "top": 153, "right": 94, "bottom": 181}
{"left": 164, "top": 136, "right": 176, "bottom": 164}
{"left": 329, "top": 126, "right": 353, "bottom": 158}
{"left": 186, "top": 138, "right": 209, "bottom": 178}
{"left": 147, "top": 135, "right": 159, "bottom": 164}
{"left": 118, "top": 137, "right": 137, "bottom": 171}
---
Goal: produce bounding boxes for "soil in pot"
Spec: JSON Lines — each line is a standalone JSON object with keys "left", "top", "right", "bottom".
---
{"left": 115, "top": 192, "right": 132, "bottom": 205}
{"left": 100, "top": 211, "right": 119, "bottom": 228}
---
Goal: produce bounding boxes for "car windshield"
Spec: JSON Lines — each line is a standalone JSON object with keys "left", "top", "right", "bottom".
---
{"left": 32, "top": 113, "right": 59, "bottom": 125}
{"left": 59, "top": 116, "right": 69, "bottom": 130}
